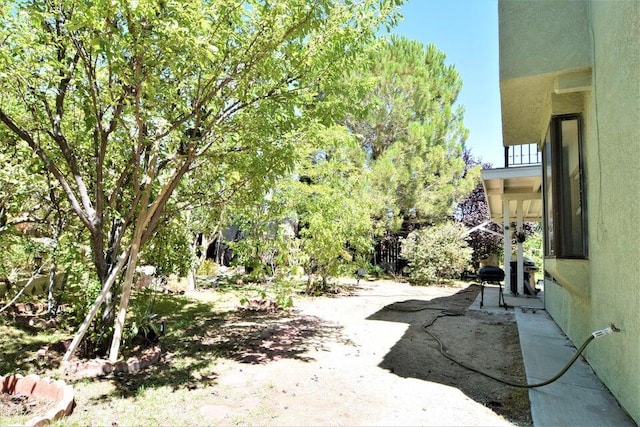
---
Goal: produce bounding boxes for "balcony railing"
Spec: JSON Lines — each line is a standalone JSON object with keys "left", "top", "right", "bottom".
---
{"left": 504, "top": 143, "right": 542, "bottom": 167}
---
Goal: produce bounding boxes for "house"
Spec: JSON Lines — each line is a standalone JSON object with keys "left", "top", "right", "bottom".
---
{"left": 482, "top": 0, "right": 640, "bottom": 423}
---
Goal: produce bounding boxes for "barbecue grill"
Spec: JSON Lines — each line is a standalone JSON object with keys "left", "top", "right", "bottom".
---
{"left": 478, "top": 266, "right": 507, "bottom": 309}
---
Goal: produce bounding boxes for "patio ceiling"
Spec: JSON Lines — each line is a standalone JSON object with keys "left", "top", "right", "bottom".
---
{"left": 481, "top": 165, "right": 542, "bottom": 222}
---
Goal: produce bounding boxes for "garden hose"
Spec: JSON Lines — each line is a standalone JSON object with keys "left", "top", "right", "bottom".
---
{"left": 422, "top": 311, "right": 618, "bottom": 389}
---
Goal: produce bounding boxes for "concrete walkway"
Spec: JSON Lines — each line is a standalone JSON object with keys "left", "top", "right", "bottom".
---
{"left": 469, "top": 285, "right": 635, "bottom": 426}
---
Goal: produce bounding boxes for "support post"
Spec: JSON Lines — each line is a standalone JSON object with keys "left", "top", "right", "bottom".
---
{"left": 503, "top": 200, "right": 511, "bottom": 295}
{"left": 517, "top": 200, "right": 524, "bottom": 295}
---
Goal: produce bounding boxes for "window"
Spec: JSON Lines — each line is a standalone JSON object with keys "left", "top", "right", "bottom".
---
{"left": 542, "top": 115, "right": 587, "bottom": 258}
{"left": 543, "top": 129, "right": 555, "bottom": 256}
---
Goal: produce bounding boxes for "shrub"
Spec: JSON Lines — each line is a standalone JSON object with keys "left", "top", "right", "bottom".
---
{"left": 401, "top": 222, "right": 472, "bottom": 285}
{"left": 196, "top": 259, "right": 218, "bottom": 276}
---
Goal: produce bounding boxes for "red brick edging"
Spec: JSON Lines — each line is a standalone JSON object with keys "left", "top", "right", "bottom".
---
{"left": 1, "top": 374, "right": 74, "bottom": 427}
{"left": 61, "top": 346, "right": 162, "bottom": 378}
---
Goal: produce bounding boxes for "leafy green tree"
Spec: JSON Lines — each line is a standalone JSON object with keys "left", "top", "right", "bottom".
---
{"left": 0, "top": 137, "right": 79, "bottom": 319}
{"left": 0, "top": 142, "right": 51, "bottom": 275}
{"left": 0, "top": 0, "right": 401, "bottom": 361}
{"left": 284, "top": 125, "right": 373, "bottom": 292}
{"left": 226, "top": 196, "right": 294, "bottom": 282}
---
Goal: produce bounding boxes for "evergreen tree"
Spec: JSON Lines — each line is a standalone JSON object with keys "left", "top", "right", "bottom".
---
{"left": 341, "top": 35, "right": 478, "bottom": 233}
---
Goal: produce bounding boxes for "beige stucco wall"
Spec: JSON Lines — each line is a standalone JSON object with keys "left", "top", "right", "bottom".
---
{"left": 576, "top": 1, "right": 640, "bottom": 421}
{"left": 499, "top": 0, "right": 593, "bottom": 146}
{"left": 499, "top": 0, "right": 591, "bottom": 81}
{"left": 500, "top": 0, "right": 640, "bottom": 422}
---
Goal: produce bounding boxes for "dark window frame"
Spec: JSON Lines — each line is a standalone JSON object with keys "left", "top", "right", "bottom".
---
{"left": 543, "top": 114, "right": 588, "bottom": 259}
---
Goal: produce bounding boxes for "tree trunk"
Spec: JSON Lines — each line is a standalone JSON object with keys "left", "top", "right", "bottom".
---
{"left": 185, "top": 212, "right": 196, "bottom": 292}
{"left": 108, "top": 247, "right": 139, "bottom": 362}
{"left": 62, "top": 251, "right": 129, "bottom": 362}
{"left": 108, "top": 221, "right": 145, "bottom": 362}
{"left": 47, "top": 263, "right": 56, "bottom": 317}
{"left": 187, "top": 232, "right": 211, "bottom": 291}
{"left": 186, "top": 269, "right": 196, "bottom": 292}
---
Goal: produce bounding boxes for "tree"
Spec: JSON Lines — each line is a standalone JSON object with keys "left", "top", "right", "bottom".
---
{"left": 0, "top": 137, "right": 79, "bottom": 319}
{"left": 0, "top": 0, "right": 401, "bottom": 361}
{"left": 339, "top": 36, "right": 477, "bottom": 232}
{"left": 284, "top": 125, "right": 373, "bottom": 291}
{"left": 0, "top": 141, "right": 54, "bottom": 275}
{"left": 455, "top": 182, "right": 503, "bottom": 267}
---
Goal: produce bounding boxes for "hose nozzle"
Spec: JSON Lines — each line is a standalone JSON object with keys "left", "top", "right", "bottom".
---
{"left": 592, "top": 325, "right": 620, "bottom": 339}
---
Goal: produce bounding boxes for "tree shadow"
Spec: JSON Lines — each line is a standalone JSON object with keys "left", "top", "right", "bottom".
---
{"left": 366, "top": 284, "right": 531, "bottom": 425}
{"left": 79, "top": 291, "right": 352, "bottom": 399}
{"left": 0, "top": 316, "right": 68, "bottom": 374}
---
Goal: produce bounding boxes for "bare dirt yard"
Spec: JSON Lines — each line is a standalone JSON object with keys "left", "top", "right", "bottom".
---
{"left": 65, "top": 279, "right": 531, "bottom": 426}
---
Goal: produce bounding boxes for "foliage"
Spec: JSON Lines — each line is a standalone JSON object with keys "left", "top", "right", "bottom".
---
{"left": 140, "top": 212, "right": 193, "bottom": 277}
{"left": 66, "top": 276, "right": 108, "bottom": 356}
{"left": 218, "top": 36, "right": 478, "bottom": 289}
{"left": 282, "top": 125, "right": 374, "bottom": 291}
{"left": 271, "top": 279, "right": 295, "bottom": 310}
{"left": 367, "top": 264, "right": 385, "bottom": 278}
{"left": 400, "top": 222, "right": 472, "bottom": 285}
{"left": 338, "top": 36, "right": 478, "bottom": 231}
{"left": 226, "top": 123, "right": 374, "bottom": 294}
{"left": 455, "top": 181, "right": 503, "bottom": 266}
{"left": 454, "top": 151, "right": 503, "bottom": 267}
{"left": 124, "top": 288, "right": 163, "bottom": 347}
{"left": 239, "top": 278, "right": 295, "bottom": 311}
{"left": 0, "top": 0, "right": 402, "bottom": 359}
{"left": 228, "top": 198, "right": 296, "bottom": 283}
{"left": 455, "top": 151, "right": 543, "bottom": 269}
{"left": 522, "top": 223, "right": 543, "bottom": 272}
{"left": 0, "top": 140, "right": 73, "bottom": 279}
{"left": 196, "top": 259, "right": 218, "bottom": 277}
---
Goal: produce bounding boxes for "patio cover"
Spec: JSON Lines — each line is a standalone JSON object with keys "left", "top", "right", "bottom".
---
{"left": 480, "top": 165, "right": 542, "bottom": 295}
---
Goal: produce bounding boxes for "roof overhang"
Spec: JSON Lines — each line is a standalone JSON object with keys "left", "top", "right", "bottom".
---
{"left": 481, "top": 165, "right": 542, "bottom": 222}
{"left": 499, "top": 0, "right": 592, "bottom": 147}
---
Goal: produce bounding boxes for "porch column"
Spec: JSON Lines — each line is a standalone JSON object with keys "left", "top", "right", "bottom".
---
{"left": 516, "top": 200, "right": 524, "bottom": 295}
{"left": 503, "top": 200, "right": 511, "bottom": 294}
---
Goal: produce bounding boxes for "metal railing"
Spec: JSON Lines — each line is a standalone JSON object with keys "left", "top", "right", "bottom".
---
{"left": 504, "top": 143, "right": 542, "bottom": 167}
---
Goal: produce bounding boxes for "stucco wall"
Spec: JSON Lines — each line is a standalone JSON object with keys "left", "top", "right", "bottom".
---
{"left": 543, "top": 0, "right": 640, "bottom": 422}
{"left": 499, "top": 0, "right": 591, "bottom": 80}
{"left": 499, "top": 0, "right": 593, "bottom": 146}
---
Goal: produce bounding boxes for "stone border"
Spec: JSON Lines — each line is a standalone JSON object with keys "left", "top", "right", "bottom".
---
{"left": 61, "top": 346, "right": 162, "bottom": 378}
{"left": 1, "top": 374, "right": 74, "bottom": 427}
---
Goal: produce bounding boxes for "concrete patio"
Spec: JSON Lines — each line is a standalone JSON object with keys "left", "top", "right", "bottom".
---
{"left": 469, "top": 284, "right": 635, "bottom": 426}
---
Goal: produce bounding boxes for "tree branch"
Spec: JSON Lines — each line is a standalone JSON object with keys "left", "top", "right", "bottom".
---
{"left": 140, "top": 150, "right": 196, "bottom": 246}
{"left": 0, "top": 110, "right": 95, "bottom": 233}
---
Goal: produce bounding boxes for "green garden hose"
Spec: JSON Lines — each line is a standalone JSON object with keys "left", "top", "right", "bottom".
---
{"left": 422, "top": 311, "right": 615, "bottom": 389}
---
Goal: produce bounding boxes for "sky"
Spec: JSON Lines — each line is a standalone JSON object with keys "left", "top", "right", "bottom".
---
{"left": 390, "top": 0, "right": 504, "bottom": 167}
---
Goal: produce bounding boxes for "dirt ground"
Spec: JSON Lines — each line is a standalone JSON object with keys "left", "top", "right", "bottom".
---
{"left": 67, "top": 279, "right": 531, "bottom": 426}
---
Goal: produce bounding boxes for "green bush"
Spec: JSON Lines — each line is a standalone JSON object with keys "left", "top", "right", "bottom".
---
{"left": 196, "top": 259, "right": 218, "bottom": 276}
{"left": 367, "top": 264, "right": 385, "bottom": 278}
{"left": 401, "top": 222, "right": 472, "bottom": 285}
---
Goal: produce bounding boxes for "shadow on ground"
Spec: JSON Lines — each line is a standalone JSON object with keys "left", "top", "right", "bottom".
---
{"left": 367, "top": 284, "right": 532, "bottom": 425}
{"left": 81, "top": 291, "right": 352, "bottom": 398}
{"left": 0, "top": 316, "right": 71, "bottom": 374}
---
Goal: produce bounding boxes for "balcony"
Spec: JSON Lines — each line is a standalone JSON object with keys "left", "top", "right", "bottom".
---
{"left": 504, "top": 143, "right": 541, "bottom": 168}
